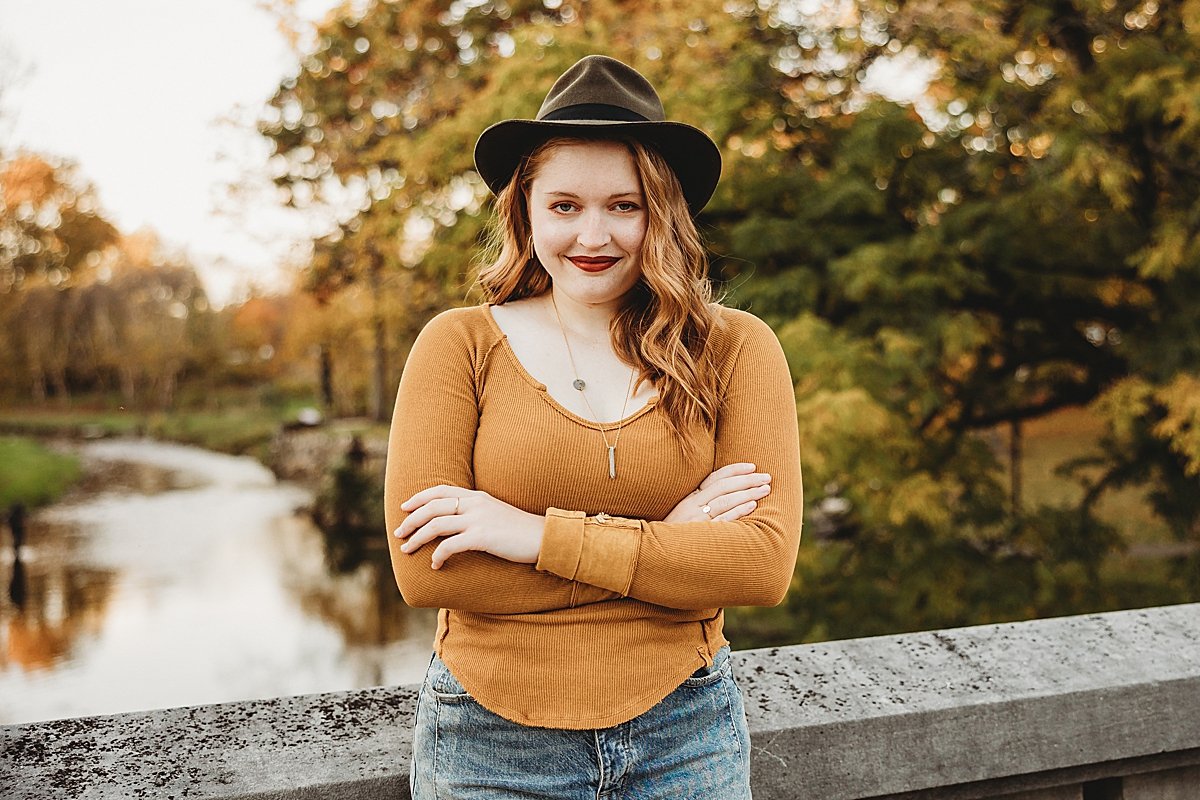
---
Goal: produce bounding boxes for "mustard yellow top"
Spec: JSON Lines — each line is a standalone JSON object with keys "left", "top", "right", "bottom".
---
{"left": 384, "top": 303, "right": 802, "bottom": 729}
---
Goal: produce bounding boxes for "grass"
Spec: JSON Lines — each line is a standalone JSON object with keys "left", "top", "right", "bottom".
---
{"left": 0, "top": 387, "right": 326, "bottom": 461}
{"left": 996, "top": 406, "right": 1171, "bottom": 545}
{"left": 0, "top": 436, "right": 83, "bottom": 509}
{"left": 148, "top": 409, "right": 289, "bottom": 459}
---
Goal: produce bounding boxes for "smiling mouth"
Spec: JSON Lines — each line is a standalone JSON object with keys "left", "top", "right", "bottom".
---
{"left": 568, "top": 256, "right": 620, "bottom": 272}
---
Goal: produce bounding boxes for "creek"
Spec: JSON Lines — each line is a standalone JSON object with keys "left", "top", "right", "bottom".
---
{"left": 0, "top": 438, "right": 436, "bottom": 725}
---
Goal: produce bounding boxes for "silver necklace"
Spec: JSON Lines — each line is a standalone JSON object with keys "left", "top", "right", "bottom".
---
{"left": 550, "top": 294, "right": 637, "bottom": 479}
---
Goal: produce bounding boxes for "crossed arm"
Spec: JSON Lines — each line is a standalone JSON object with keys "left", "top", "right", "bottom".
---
{"left": 383, "top": 310, "right": 803, "bottom": 614}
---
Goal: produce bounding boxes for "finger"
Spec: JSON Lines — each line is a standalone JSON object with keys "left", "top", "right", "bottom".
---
{"left": 715, "top": 500, "right": 757, "bottom": 522}
{"left": 401, "top": 484, "right": 464, "bottom": 512}
{"left": 695, "top": 474, "right": 770, "bottom": 511}
{"left": 704, "top": 483, "right": 771, "bottom": 518}
{"left": 705, "top": 472, "right": 771, "bottom": 498}
{"left": 430, "top": 533, "right": 479, "bottom": 570}
{"left": 697, "top": 463, "right": 756, "bottom": 491}
{"left": 395, "top": 496, "right": 461, "bottom": 539}
{"left": 399, "top": 514, "right": 466, "bottom": 554}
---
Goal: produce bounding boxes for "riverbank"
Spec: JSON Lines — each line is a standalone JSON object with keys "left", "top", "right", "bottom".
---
{"left": 0, "top": 403, "right": 388, "bottom": 493}
{"left": 0, "top": 436, "right": 82, "bottom": 510}
{"left": 0, "top": 405, "right": 391, "bottom": 585}
{"left": 0, "top": 404, "right": 298, "bottom": 462}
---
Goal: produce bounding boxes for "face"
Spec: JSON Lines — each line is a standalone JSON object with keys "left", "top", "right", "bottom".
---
{"left": 527, "top": 140, "right": 647, "bottom": 311}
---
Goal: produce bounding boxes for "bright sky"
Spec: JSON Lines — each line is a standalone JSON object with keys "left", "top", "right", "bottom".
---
{"left": 0, "top": 0, "right": 339, "bottom": 306}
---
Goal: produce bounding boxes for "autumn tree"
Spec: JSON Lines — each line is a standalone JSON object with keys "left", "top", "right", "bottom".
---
{"left": 259, "top": 0, "right": 760, "bottom": 416}
{"left": 0, "top": 153, "right": 117, "bottom": 292}
{"left": 261, "top": 0, "right": 1200, "bottom": 644}
{"left": 0, "top": 153, "right": 119, "bottom": 400}
{"left": 0, "top": 176, "right": 214, "bottom": 407}
{"left": 711, "top": 0, "right": 1200, "bottom": 640}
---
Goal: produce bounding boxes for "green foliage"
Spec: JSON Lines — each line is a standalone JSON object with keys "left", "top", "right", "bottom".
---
{"left": 261, "top": 0, "right": 1200, "bottom": 645}
{"left": 0, "top": 436, "right": 82, "bottom": 509}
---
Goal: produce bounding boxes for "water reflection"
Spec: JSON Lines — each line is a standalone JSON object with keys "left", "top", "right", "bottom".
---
{"left": 0, "top": 439, "right": 435, "bottom": 725}
{"left": 4, "top": 506, "right": 116, "bottom": 674}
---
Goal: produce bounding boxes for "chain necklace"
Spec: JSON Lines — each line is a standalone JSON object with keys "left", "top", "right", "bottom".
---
{"left": 550, "top": 294, "right": 637, "bottom": 479}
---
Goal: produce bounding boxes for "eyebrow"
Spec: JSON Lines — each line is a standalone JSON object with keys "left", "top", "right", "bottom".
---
{"left": 542, "top": 190, "right": 643, "bottom": 200}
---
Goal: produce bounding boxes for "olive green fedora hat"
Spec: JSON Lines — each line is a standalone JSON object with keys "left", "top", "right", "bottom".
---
{"left": 473, "top": 55, "right": 722, "bottom": 215}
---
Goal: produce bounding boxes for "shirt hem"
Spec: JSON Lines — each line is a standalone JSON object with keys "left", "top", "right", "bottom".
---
{"left": 435, "top": 641, "right": 727, "bottom": 730}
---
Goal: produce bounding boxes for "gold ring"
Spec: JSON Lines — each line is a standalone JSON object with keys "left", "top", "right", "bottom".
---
{"left": 453, "top": 497, "right": 461, "bottom": 515}
{"left": 700, "top": 504, "right": 712, "bottom": 519}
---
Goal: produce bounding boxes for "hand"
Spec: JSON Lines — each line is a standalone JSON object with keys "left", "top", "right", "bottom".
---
{"left": 665, "top": 462, "right": 771, "bottom": 523}
{"left": 394, "top": 485, "right": 545, "bottom": 569}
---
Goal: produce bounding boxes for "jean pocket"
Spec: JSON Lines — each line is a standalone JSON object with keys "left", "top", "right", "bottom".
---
{"left": 682, "top": 645, "right": 732, "bottom": 688}
{"left": 427, "top": 655, "right": 474, "bottom": 703}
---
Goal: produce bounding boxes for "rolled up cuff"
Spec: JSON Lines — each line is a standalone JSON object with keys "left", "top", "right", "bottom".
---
{"left": 537, "top": 508, "right": 641, "bottom": 595}
{"left": 537, "top": 508, "right": 586, "bottom": 580}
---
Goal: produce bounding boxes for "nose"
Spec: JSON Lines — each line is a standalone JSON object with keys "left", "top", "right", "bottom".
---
{"left": 576, "top": 210, "right": 611, "bottom": 249}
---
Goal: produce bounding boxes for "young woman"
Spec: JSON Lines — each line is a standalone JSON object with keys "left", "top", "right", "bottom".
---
{"left": 385, "top": 55, "right": 802, "bottom": 798}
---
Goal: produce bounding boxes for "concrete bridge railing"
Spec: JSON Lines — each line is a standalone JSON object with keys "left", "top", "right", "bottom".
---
{"left": 3, "top": 603, "right": 1199, "bottom": 799}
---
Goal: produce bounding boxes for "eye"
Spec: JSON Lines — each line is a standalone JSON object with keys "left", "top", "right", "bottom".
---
{"left": 613, "top": 201, "right": 641, "bottom": 213}
{"left": 551, "top": 201, "right": 577, "bottom": 213}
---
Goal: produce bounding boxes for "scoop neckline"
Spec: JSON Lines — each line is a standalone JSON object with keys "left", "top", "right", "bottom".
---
{"left": 480, "top": 302, "right": 660, "bottom": 431}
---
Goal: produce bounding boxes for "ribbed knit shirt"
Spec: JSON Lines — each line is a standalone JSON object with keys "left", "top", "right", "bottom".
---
{"left": 383, "top": 303, "right": 803, "bottom": 729}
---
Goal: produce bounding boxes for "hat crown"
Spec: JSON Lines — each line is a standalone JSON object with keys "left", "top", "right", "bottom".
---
{"left": 474, "top": 53, "right": 721, "bottom": 214}
{"left": 536, "top": 56, "right": 666, "bottom": 123}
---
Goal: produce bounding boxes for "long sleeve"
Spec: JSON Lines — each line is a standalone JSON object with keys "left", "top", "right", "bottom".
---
{"left": 384, "top": 310, "right": 605, "bottom": 614}
{"left": 534, "top": 312, "right": 803, "bottom": 610}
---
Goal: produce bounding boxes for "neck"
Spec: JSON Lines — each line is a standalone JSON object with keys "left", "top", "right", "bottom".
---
{"left": 546, "top": 288, "right": 619, "bottom": 339}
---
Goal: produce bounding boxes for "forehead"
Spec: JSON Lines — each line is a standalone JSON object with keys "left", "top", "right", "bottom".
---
{"left": 529, "top": 140, "right": 642, "bottom": 194}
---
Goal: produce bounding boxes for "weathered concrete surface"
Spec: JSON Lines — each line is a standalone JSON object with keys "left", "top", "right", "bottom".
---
{"left": 2, "top": 604, "right": 1198, "bottom": 799}
{"left": 0, "top": 686, "right": 417, "bottom": 799}
{"left": 737, "top": 602, "right": 1200, "bottom": 799}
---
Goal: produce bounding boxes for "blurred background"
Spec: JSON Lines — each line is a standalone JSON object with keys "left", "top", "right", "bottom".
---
{"left": 1, "top": 0, "right": 1197, "bottom": 724}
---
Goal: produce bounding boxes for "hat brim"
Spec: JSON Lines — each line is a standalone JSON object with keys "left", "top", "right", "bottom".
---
{"left": 474, "top": 119, "right": 722, "bottom": 216}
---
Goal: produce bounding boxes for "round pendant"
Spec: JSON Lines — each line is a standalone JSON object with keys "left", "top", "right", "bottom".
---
{"left": 573, "top": 378, "right": 586, "bottom": 391}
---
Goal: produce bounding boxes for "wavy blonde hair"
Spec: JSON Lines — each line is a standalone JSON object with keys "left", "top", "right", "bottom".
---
{"left": 476, "top": 135, "right": 723, "bottom": 447}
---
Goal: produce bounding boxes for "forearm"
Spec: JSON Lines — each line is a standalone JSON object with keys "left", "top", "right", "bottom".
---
{"left": 536, "top": 497, "right": 801, "bottom": 611}
{"left": 386, "top": 468, "right": 623, "bottom": 614}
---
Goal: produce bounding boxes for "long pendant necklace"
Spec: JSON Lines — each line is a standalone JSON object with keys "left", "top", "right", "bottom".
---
{"left": 551, "top": 294, "right": 637, "bottom": 479}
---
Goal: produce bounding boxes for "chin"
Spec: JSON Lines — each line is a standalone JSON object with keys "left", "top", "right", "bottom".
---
{"left": 552, "top": 269, "right": 641, "bottom": 305}
{"left": 561, "top": 283, "right": 637, "bottom": 308}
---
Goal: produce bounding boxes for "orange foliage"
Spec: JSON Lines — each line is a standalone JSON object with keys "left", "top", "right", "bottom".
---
{"left": 0, "top": 154, "right": 60, "bottom": 207}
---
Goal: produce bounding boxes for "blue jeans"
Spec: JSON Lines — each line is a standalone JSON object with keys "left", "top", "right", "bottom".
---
{"left": 410, "top": 645, "right": 752, "bottom": 799}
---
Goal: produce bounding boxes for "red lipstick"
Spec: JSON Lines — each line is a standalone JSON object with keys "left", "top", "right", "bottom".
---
{"left": 568, "top": 256, "right": 619, "bottom": 272}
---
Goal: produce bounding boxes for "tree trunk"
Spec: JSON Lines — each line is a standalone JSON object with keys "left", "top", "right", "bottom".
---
{"left": 319, "top": 341, "right": 334, "bottom": 410}
{"left": 368, "top": 250, "right": 388, "bottom": 423}
{"left": 1009, "top": 416, "right": 1023, "bottom": 518}
{"left": 160, "top": 366, "right": 178, "bottom": 409}
{"left": 50, "top": 366, "right": 69, "bottom": 405}
{"left": 119, "top": 365, "right": 136, "bottom": 405}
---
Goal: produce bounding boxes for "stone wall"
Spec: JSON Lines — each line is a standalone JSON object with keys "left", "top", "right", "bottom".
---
{"left": 3, "top": 604, "right": 1197, "bottom": 799}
